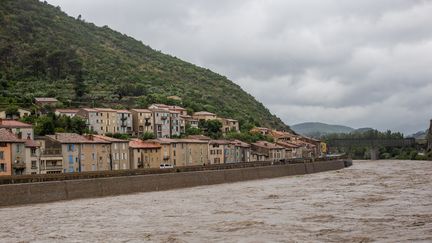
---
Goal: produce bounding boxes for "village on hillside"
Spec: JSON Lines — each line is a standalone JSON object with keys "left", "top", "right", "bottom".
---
{"left": 0, "top": 97, "right": 326, "bottom": 176}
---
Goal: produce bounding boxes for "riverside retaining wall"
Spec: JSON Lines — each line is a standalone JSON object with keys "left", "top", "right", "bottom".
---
{"left": 0, "top": 160, "right": 348, "bottom": 207}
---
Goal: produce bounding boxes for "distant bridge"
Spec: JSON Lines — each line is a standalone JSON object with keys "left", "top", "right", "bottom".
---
{"left": 327, "top": 138, "right": 416, "bottom": 160}
{"left": 327, "top": 138, "right": 415, "bottom": 148}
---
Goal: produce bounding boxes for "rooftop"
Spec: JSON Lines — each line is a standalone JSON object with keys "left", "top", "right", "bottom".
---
{"left": 91, "top": 134, "right": 129, "bottom": 143}
{"left": 252, "top": 141, "right": 284, "bottom": 149}
{"left": 0, "top": 128, "right": 24, "bottom": 143}
{"left": 47, "top": 133, "right": 109, "bottom": 144}
{"left": 186, "top": 135, "right": 211, "bottom": 141}
{"left": 0, "top": 119, "right": 33, "bottom": 128}
{"left": 231, "top": 140, "right": 251, "bottom": 147}
{"left": 193, "top": 111, "right": 216, "bottom": 116}
{"left": 209, "top": 140, "right": 231, "bottom": 145}
{"left": 131, "top": 109, "right": 151, "bottom": 113}
{"left": 55, "top": 109, "right": 79, "bottom": 113}
{"left": 129, "top": 139, "right": 161, "bottom": 149}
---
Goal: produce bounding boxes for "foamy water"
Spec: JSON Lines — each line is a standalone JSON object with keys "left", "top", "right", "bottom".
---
{"left": 0, "top": 160, "right": 431, "bottom": 242}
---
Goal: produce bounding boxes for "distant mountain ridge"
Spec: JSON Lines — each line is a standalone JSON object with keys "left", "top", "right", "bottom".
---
{"left": 291, "top": 122, "right": 354, "bottom": 137}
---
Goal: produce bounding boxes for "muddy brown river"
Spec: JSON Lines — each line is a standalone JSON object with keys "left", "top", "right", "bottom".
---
{"left": 0, "top": 160, "right": 431, "bottom": 242}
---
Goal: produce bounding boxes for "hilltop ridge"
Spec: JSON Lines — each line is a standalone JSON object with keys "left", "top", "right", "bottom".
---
{"left": 0, "top": 0, "right": 290, "bottom": 131}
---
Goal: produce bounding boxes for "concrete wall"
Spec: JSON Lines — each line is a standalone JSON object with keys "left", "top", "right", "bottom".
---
{"left": 0, "top": 160, "right": 348, "bottom": 207}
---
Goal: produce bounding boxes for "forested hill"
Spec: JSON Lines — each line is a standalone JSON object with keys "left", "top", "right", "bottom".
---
{"left": 0, "top": 0, "right": 290, "bottom": 131}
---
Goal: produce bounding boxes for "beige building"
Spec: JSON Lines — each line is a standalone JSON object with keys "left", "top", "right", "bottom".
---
{"left": 251, "top": 141, "right": 286, "bottom": 162}
{"left": 219, "top": 118, "right": 240, "bottom": 133}
{"left": 0, "top": 108, "right": 31, "bottom": 120}
{"left": 131, "top": 109, "right": 153, "bottom": 137}
{"left": 0, "top": 119, "right": 34, "bottom": 139}
{"left": 209, "top": 140, "right": 228, "bottom": 164}
{"left": 192, "top": 111, "right": 217, "bottom": 121}
{"left": 154, "top": 138, "right": 209, "bottom": 167}
{"left": 35, "top": 136, "right": 63, "bottom": 174}
{"left": 47, "top": 133, "right": 112, "bottom": 173}
{"left": 129, "top": 139, "right": 162, "bottom": 169}
{"left": 92, "top": 135, "right": 130, "bottom": 170}
{"left": 77, "top": 108, "right": 119, "bottom": 135}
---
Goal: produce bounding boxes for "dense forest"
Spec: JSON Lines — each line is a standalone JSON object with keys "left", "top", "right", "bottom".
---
{"left": 0, "top": 0, "right": 290, "bottom": 131}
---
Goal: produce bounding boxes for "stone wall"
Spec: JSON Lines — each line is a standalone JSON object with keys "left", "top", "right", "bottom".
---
{"left": 0, "top": 160, "right": 348, "bottom": 207}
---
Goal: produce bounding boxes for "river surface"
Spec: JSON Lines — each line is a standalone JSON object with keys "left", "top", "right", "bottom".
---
{"left": 0, "top": 160, "right": 431, "bottom": 242}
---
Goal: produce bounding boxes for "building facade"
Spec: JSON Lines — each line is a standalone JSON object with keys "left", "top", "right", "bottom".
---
{"left": 251, "top": 141, "right": 286, "bottom": 162}
{"left": 129, "top": 139, "right": 161, "bottom": 169}
{"left": 131, "top": 109, "right": 153, "bottom": 137}
{"left": 116, "top": 110, "right": 133, "bottom": 134}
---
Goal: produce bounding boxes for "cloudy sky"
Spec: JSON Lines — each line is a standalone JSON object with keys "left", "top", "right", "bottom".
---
{"left": 47, "top": 0, "right": 432, "bottom": 134}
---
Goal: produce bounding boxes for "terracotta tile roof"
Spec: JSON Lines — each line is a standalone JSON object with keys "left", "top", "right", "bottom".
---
{"left": 55, "top": 109, "right": 79, "bottom": 113}
{"left": 210, "top": 140, "right": 231, "bottom": 145}
{"left": 193, "top": 111, "right": 216, "bottom": 116}
{"left": 0, "top": 128, "right": 24, "bottom": 143}
{"left": 25, "top": 139, "right": 40, "bottom": 147}
{"left": 0, "top": 119, "right": 33, "bottom": 128}
{"left": 116, "top": 110, "right": 131, "bottom": 113}
{"left": 80, "top": 108, "right": 98, "bottom": 112}
{"left": 131, "top": 109, "right": 151, "bottom": 113}
{"left": 186, "top": 135, "right": 211, "bottom": 140}
{"left": 276, "top": 141, "right": 301, "bottom": 148}
{"left": 151, "top": 138, "right": 208, "bottom": 144}
{"left": 91, "top": 135, "right": 129, "bottom": 143}
{"left": 47, "top": 133, "right": 109, "bottom": 144}
{"left": 252, "top": 141, "right": 284, "bottom": 149}
{"left": 231, "top": 140, "right": 251, "bottom": 147}
{"left": 94, "top": 108, "right": 116, "bottom": 112}
{"left": 129, "top": 139, "right": 161, "bottom": 149}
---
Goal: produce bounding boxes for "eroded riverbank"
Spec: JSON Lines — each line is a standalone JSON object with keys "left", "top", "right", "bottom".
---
{"left": 0, "top": 160, "right": 431, "bottom": 242}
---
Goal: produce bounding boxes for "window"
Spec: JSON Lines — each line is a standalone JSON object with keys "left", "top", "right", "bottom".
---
{"left": 31, "top": 160, "right": 37, "bottom": 169}
{"left": 67, "top": 144, "right": 75, "bottom": 152}
{"left": 92, "top": 153, "right": 96, "bottom": 160}
{"left": 16, "top": 144, "right": 20, "bottom": 153}
{"left": 0, "top": 163, "right": 7, "bottom": 172}
{"left": 0, "top": 151, "right": 3, "bottom": 160}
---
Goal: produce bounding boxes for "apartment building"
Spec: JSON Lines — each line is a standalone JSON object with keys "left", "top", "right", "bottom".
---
{"left": 154, "top": 138, "right": 209, "bottom": 166}
{"left": 23, "top": 138, "right": 41, "bottom": 175}
{"left": 129, "top": 139, "right": 161, "bottom": 169}
{"left": 181, "top": 115, "right": 199, "bottom": 129}
{"left": 192, "top": 111, "right": 217, "bottom": 121}
{"left": 251, "top": 141, "right": 286, "bottom": 162}
{"left": 131, "top": 109, "right": 153, "bottom": 137}
{"left": 92, "top": 135, "right": 130, "bottom": 170}
{"left": 276, "top": 141, "right": 302, "bottom": 159}
{"left": 219, "top": 118, "right": 240, "bottom": 133}
{"left": 47, "top": 133, "right": 111, "bottom": 173}
{"left": 0, "top": 108, "right": 31, "bottom": 120}
{"left": 77, "top": 108, "right": 119, "bottom": 135}
{"left": 0, "top": 119, "right": 34, "bottom": 139}
{"left": 231, "top": 140, "right": 251, "bottom": 163}
{"left": 35, "top": 136, "right": 63, "bottom": 174}
{"left": 76, "top": 108, "right": 99, "bottom": 133}
{"left": 0, "top": 128, "right": 25, "bottom": 176}
{"left": 208, "top": 140, "right": 228, "bottom": 164}
{"left": 116, "top": 110, "right": 133, "bottom": 134}
{"left": 151, "top": 109, "right": 171, "bottom": 138}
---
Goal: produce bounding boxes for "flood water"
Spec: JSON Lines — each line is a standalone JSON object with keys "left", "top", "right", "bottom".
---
{"left": 0, "top": 160, "right": 431, "bottom": 242}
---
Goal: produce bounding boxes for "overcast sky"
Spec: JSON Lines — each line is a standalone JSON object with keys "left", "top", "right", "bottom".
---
{"left": 47, "top": 0, "right": 432, "bottom": 134}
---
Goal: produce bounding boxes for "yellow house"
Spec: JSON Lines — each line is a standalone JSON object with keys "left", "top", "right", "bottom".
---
{"left": 192, "top": 111, "right": 217, "bottom": 121}
{"left": 154, "top": 138, "right": 209, "bottom": 167}
{"left": 129, "top": 139, "right": 161, "bottom": 169}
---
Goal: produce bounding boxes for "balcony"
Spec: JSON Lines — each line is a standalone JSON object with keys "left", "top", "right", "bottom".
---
{"left": 13, "top": 162, "right": 26, "bottom": 169}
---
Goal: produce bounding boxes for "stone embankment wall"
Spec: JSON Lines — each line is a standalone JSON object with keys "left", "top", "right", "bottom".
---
{"left": 0, "top": 160, "right": 349, "bottom": 207}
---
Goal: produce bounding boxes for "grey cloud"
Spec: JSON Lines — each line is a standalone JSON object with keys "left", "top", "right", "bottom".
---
{"left": 47, "top": 0, "right": 432, "bottom": 134}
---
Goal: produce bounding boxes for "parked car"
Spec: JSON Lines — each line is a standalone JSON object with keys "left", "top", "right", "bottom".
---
{"left": 160, "top": 163, "right": 174, "bottom": 169}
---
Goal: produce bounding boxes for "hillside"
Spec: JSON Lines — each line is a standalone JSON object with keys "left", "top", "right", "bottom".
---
{"left": 0, "top": 0, "right": 290, "bottom": 131}
{"left": 291, "top": 122, "right": 354, "bottom": 137}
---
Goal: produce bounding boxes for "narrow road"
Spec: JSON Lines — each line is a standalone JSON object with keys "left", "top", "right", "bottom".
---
{"left": 0, "top": 160, "right": 431, "bottom": 242}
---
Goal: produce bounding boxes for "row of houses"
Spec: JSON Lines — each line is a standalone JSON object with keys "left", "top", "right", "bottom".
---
{"left": 54, "top": 104, "right": 239, "bottom": 138}
{"left": 0, "top": 121, "right": 324, "bottom": 177}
